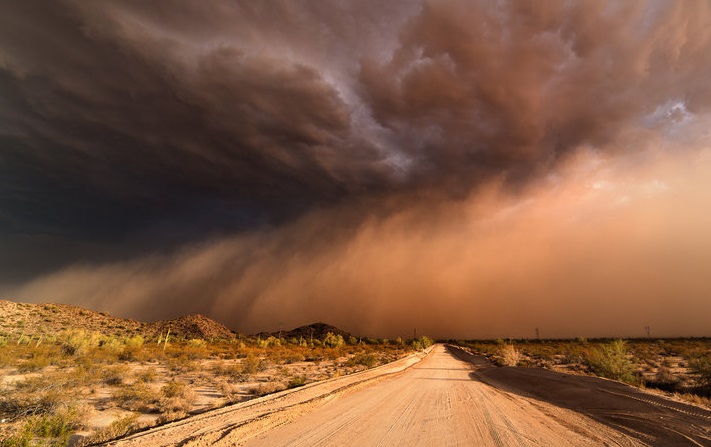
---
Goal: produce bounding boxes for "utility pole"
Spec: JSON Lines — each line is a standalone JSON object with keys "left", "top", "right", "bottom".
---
{"left": 535, "top": 327, "right": 540, "bottom": 340}
{"left": 644, "top": 326, "right": 651, "bottom": 338}
{"left": 413, "top": 328, "right": 417, "bottom": 340}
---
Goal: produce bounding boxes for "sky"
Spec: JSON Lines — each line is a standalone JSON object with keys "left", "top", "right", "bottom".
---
{"left": 2, "top": 0, "right": 711, "bottom": 338}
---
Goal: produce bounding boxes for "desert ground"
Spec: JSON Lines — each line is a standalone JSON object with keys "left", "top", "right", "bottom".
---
{"left": 0, "top": 301, "right": 416, "bottom": 446}
{"left": 2, "top": 301, "right": 711, "bottom": 446}
{"left": 102, "top": 344, "right": 711, "bottom": 447}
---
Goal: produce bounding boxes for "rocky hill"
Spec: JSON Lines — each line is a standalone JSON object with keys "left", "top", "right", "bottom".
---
{"left": 145, "top": 314, "right": 236, "bottom": 340}
{"left": 0, "top": 300, "right": 142, "bottom": 338}
{"left": 0, "top": 300, "right": 235, "bottom": 340}
{"left": 256, "top": 322, "right": 354, "bottom": 342}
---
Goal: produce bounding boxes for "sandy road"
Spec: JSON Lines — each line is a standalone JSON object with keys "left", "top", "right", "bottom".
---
{"left": 242, "top": 345, "right": 641, "bottom": 447}
{"left": 105, "top": 345, "right": 711, "bottom": 447}
{"left": 104, "top": 349, "right": 430, "bottom": 447}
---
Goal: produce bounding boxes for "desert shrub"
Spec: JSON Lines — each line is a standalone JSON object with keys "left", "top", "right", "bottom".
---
{"left": 0, "top": 426, "right": 31, "bottom": 447}
{"left": 249, "top": 382, "right": 284, "bottom": 397}
{"left": 241, "top": 355, "right": 268, "bottom": 375}
{"left": 0, "top": 350, "right": 12, "bottom": 369}
{"left": 283, "top": 351, "right": 306, "bottom": 364}
{"left": 16, "top": 352, "right": 51, "bottom": 373}
{"left": 67, "top": 363, "right": 101, "bottom": 388}
{"left": 256, "top": 336, "right": 281, "bottom": 348}
{"left": 125, "top": 335, "right": 144, "bottom": 349}
{"left": 113, "top": 383, "right": 159, "bottom": 412}
{"left": 500, "top": 344, "right": 522, "bottom": 366}
{"left": 79, "top": 413, "right": 140, "bottom": 445}
{"left": 118, "top": 347, "right": 140, "bottom": 362}
{"left": 212, "top": 362, "right": 247, "bottom": 382}
{"left": 181, "top": 339, "right": 210, "bottom": 360}
{"left": 2, "top": 404, "right": 88, "bottom": 447}
{"left": 689, "top": 356, "right": 711, "bottom": 386}
{"left": 135, "top": 367, "right": 157, "bottom": 383}
{"left": 157, "top": 381, "right": 196, "bottom": 423}
{"left": 166, "top": 355, "right": 198, "bottom": 372}
{"left": 2, "top": 375, "right": 72, "bottom": 419}
{"left": 101, "top": 365, "right": 129, "bottom": 386}
{"left": 116, "top": 335, "right": 145, "bottom": 361}
{"left": 586, "top": 339, "right": 636, "bottom": 384}
{"left": 215, "top": 379, "right": 242, "bottom": 403}
{"left": 345, "top": 353, "right": 378, "bottom": 369}
{"left": 411, "top": 336, "right": 434, "bottom": 351}
{"left": 421, "top": 336, "right": 434, "bottom": 349}
{"left": 646, "top": 366, "right": 681, "bottom": 392}
{"left": 59, "top": 330, "right": 99, "bottom": 357}
{"left": 324, "top": 333, "right": 345, "bottom": 348}
{"left": 287, "top": 376, "right": 307, "bottom": 389}
{"left": 96, "top": 336, "right": 123, "bottom": 357}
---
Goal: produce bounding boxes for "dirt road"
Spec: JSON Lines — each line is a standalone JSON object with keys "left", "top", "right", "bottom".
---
{"left": 105, "top": 345, "right": 711, "bottom": 447}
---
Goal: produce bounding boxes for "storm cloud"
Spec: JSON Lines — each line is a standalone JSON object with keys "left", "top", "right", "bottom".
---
{"left": 2, "top": 0, "right": 711, "bottom": 336}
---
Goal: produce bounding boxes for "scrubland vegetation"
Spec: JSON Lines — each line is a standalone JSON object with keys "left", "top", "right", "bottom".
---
{"left": 453, "top": 337, "right": 711, "bottom": 407}
{"left": 0, "top": 328, "right": 430, "bottom": 446}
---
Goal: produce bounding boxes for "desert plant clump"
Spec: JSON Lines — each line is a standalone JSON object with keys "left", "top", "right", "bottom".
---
{"left": 135, "top": 367, "right": 157, "bottom": 383}
{"left": 345, "top": 353, "right": 378, "bottom": 369}
{"left": 78, "top": 413, "right": 140, "bottom": 446}
{"left": 323, "top": 332, "right": 345, "bottom": 348}
{"left": 1, "top": 374, "right": 74, "bottom": 419}
{"left": 500, "top": 344, "right": 523, "bottom": 366}
{"left": 688, "top": 356, "right": 711, "bottom": 394}
{"left": 0, "top": 300, "right": 420, "bottom": 442}
{"left": 101, "top": 365, "right": 130, "bottom": 386}
{"left": 1, "top": 404, "right": 90, "bottom": 447}
{"left": 646, "top": 365, "right": 681, "bottom": 392}
{"left": 157, "top": 381, "right": 196, "bottom": 423}
{"left": 249, "top": 382, "right": 285, "bottom": 397}
{"left": 411, "top": 336, "right": 435, "bottom": 351}
{"left": 241, "top": 354, "right": 268, "bottom": 375}
{"left": 586, "top": 339, "right": 636, "bottom": 384}
{"left": 287, "top": 376, "right": 307, "bottom": 389}
{"left": 112, "top": 383, "right": 160, "bottom": 412}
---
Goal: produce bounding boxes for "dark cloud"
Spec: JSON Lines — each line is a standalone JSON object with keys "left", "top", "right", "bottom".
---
{"left": 0, "top": 1, "right": 400, "bottom": 241}
{"left": 2, "top": 1, "right": 711, "bottom": 335}
{"left": 360, "top": 0, "right": 711, "bottom": 187}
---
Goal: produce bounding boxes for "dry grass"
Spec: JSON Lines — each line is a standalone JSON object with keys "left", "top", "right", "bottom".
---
{"left": 0, "top": 325, "right": 414, "bottom": 445}
{"left": 455, "top": 337, "right": 711, "bottom": 406}
{"left": 499, "top": 344, "right": 522, "bottom": 367}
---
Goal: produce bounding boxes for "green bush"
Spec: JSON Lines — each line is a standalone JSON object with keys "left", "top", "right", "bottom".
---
{"left": 345, "top": 353, "right": 378, "bottom": 369}
{"left": 586, "top": 339, "right": 636, "bottom": 384}
{"left": 1, "top": 405, "right": 87, "bottom": 447}
{"left": 689, "top": 356, "right": 711, "bottom": 386}
{"left": 324, "top": 333, "right": 345, "bottom": 348}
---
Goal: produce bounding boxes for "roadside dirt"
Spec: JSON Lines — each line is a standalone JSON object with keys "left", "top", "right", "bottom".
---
{"left": 449, "top": 345, "right": 711, "bottom": 446}
{"left": 102, "top": 345, "right": 711, "bottom": 446}
{"left": 101, "top": 348, "right": 430, "bottom": 447}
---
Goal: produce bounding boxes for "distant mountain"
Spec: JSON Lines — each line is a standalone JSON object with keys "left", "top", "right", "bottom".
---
{"left": 145, "top": 314, "right": 236, "bottom": 340}
{"left": 256, "top": 322, "right": 354, "bottom": 342}
{"left": 0, "top": 300, "right": 236, "bottom": 340}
